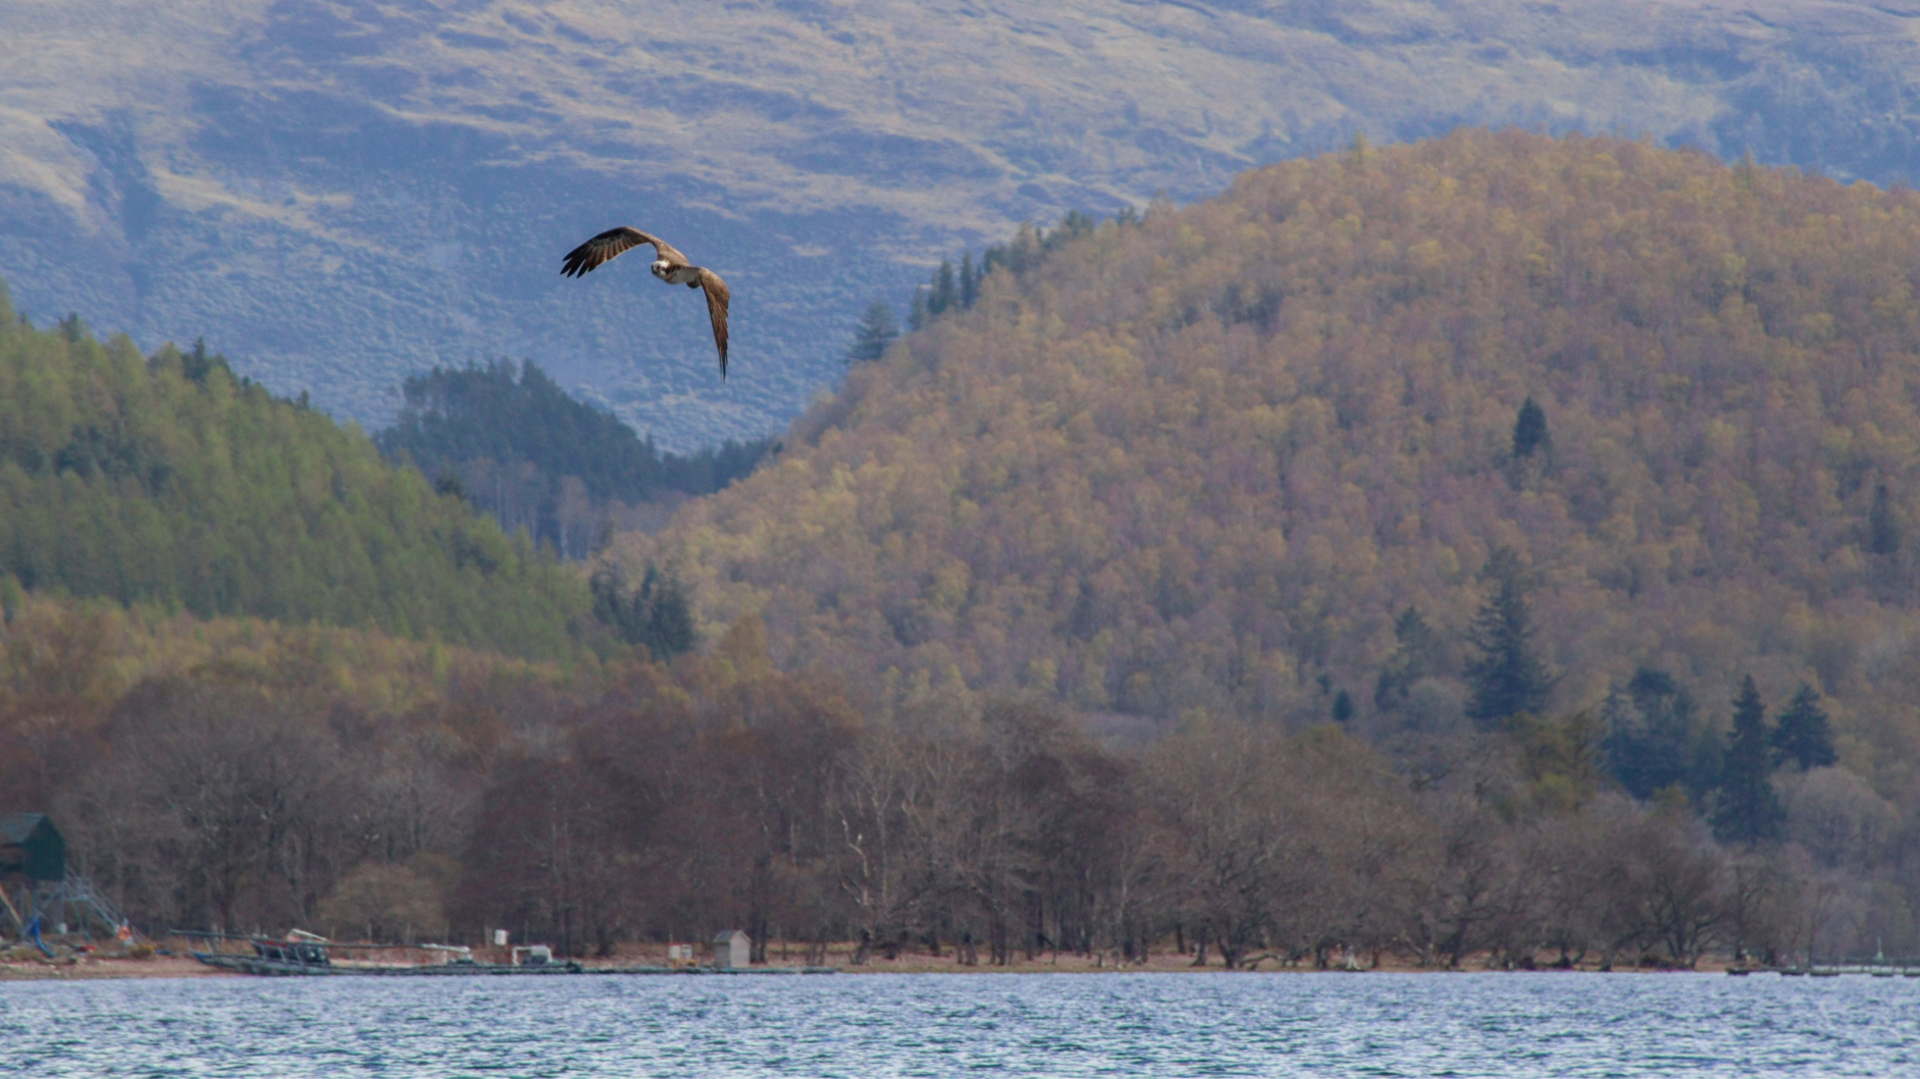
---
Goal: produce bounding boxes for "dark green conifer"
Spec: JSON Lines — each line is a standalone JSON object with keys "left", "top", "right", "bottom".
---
{"left": 959, "top": 252, "right": 979, "bottom": 309}
{"left": 1463, "top": 549, "right": 1555, "bottom": 728}
{"left": 931, "top": 259, "right": 957, "bottom": 315}
{"left": 591, "top": 560, "right": 696, "bottom": 661}
{"left": 848, "top": 301, "right": 899, "bottom": 365}
{"left": 1512, "top": 396, "right": 1550, "bottom": 460}
{"left": 1374, "top": 606, "right": 1437, "bottom": 711}
{"left": 1869, "top": 484, "right": 1900, "bottom": 555}
{"left": 1602, "top": 668, "right": 1716, "bottom": 801}
{"left": 640, "top": 568, "right": 696, "bottom": 661}
{"left": 1771, "top": 683, "right": 1838, "bottom": 771}
{"left": 1713, "top": 675, "right": 1782, "bottom": 844}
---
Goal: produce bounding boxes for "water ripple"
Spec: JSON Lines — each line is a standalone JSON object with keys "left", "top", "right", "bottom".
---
{"left": 1, "top": 972, "right": 1915, "bottom": 1077}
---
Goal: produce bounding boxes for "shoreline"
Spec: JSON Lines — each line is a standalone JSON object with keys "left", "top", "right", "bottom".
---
{"left": 2, "top": 945, "right": 1756, "bottom": 982}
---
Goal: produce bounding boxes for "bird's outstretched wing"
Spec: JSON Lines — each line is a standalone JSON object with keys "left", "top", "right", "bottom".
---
{"left": 697, "top": 268, "right": 731, "bottom": 378}
{"left": 560, "top": 227, "right": 688, "bottom": 277}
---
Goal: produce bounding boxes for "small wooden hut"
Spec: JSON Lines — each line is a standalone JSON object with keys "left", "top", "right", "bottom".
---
{"left": 713, "top": 929, "right": 750, "bottom": 969}
{"left": 0, "top": 813, "right": 64, "bottom": 882}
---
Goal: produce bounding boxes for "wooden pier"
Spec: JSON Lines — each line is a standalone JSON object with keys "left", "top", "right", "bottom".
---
{"left": 177, "top": 930, "right": 835, "bottom": 977}
{"left": 1738, "top": 965, "right": 1920, "bottom": 977}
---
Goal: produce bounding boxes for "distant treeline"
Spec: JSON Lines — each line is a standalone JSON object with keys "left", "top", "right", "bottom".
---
{"left": 844, "top": 208, "right": 1125, "bottom": 369}
{"left": 0, "top": 286, "right": 586, "bottom": 658}
{"left": 6, "top": 600, "right": 1884, "bottom": 969}
{"left": 906, "top": 209, "right": 1116, "bottom": 331}
{"left": 378, "top": 360, "right": 775, "bottom": 557}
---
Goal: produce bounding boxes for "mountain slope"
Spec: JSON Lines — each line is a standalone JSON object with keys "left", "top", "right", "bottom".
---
{"left": 636, "top": 129, "right": 1920, "bottom": 786}
{"left": 0, "top": 289, "right": 587, "bottom": 657}
{"left": 10, "top": 1, "right": 1920, "bottom": 447}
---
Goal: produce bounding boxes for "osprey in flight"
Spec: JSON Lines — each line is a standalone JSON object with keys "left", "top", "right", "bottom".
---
{"left": 561, "top": 227, "right": 733, "bottom": 377}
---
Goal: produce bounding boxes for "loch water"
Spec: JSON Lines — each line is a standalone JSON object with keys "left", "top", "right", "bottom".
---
{"left": 3, "top": 971, "right": 1915, "bottom": 1077}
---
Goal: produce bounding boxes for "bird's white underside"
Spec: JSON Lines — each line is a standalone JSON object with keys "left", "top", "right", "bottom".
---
{"left": 653, "top": 260, "right": 700, "bottom": 286}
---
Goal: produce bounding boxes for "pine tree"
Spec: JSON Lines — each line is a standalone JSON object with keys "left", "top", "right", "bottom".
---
{"left": 183, "top": 337, "right": 225, "bottom": 383}
{"left": 590, "top": 561, "right": 696, "bottom": 661}
{"left": 1714, "top": 675, "right": 1782, "bottom": 844}
{"left": 848, "top": 301, "right": 899, "bottom": 365}
{"left": 1463, "top": 549, "right": 1554, "bottom": 728}
{"left": 1602, "top": 668, "right": 1713, "bottom": 801}
{"left": 1771, "top": 683, "right": 1838, "bottom": 771}
{"left": 1374, "top": 606, "right": 1437, "bottom": 710}
{"left": 638, "top": 566, "right": 696, "bottom": 661}
{"left": 1331, "top": 689, "right": 1353, "bottom": 724}
{"left": 1512, "top": 396, "right": 1550, "bottom": 461}
{"left": 959, "top": 252, "right": 979, "bottom": 309}
{"left": 1869, "top": 484, "right": 1900, "bottom": 555}
{"left": 931, "top": 259, "right": 957, "bottom": 316}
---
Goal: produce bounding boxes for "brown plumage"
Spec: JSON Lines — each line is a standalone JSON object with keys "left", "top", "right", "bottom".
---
{"left": 561, "top": 226, "right": 733, "bottom": 378}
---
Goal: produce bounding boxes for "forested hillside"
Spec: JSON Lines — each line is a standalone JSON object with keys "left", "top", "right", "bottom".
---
{"left": 0, "top": 287, "right": 587, "bottom": 657}
{"left": 638, "top": 129, "right": 1920, "bottom": 792}
{"left": 14, "top": 127, "right": 1920, "bottom": 967}
{"left": 377, "top": 361, "right": 774, "bottom": 556}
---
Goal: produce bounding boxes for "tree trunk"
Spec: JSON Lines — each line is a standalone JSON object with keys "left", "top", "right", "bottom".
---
{"left": 750, "top": 908, "right": 769, "bottom": 964}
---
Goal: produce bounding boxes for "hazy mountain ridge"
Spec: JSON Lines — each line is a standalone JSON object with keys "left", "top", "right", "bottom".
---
{"left": 7, "top": 1, "right": 1920, "bottom": 447}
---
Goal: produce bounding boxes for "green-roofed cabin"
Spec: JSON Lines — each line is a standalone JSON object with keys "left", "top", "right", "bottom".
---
{"left": 0, "top": 813, "right": 65, "bottom": 882}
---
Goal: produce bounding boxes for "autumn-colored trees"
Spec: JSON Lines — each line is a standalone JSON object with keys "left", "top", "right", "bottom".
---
{"left": 637, "top": 129, "right": 1920, "bottom": 805}
{"left": 1, "top": 592, "right": 1894, "bottom": 967}
{"left": 595, "top": 130, "right": 1920, "bottom": 961}
{"left": 11, "top": 128, "right": 1920, "bottom": 967}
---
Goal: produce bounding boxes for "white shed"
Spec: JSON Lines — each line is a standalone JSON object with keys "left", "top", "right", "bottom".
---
{"left": 713, "top": 929, "right": 751, "bottom": 969}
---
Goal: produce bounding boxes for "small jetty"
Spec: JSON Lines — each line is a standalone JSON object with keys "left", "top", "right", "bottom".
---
{"left": 1743, "top": 945, "right": 1920, "bottom": 978}
{"left": 178, "top": 929, "right": 835, "bottom": 978}
{"left": 1736, "top": 963, "right": 1920, "bottom": 978}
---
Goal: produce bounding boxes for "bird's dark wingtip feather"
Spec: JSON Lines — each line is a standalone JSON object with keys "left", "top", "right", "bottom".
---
{"left": 559, "top": 243, "right": 599, "bottom": 278}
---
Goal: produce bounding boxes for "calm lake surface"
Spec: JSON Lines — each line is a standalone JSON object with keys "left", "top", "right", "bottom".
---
{"left": 2, "top": 971, "right": 1915, "bottom": 1077}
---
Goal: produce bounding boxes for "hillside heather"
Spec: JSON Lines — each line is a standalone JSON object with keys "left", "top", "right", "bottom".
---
{"left": 0, "top": 294, "right": 587, "bottom": 658}
{"left": 640, "top": 129, "right": 1920, "bottom": 783}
